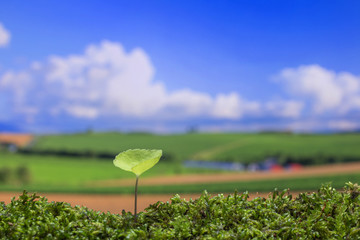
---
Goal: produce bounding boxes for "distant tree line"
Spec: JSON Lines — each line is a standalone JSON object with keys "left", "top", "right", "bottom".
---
{"left": 276, "top": 153, "right": 360, "bottom": 166}
{"left": 17, "top": 149, "right": 175, "bottom": 162}
{"left": 12, "top": 148, "right": 360, "bottom": 166}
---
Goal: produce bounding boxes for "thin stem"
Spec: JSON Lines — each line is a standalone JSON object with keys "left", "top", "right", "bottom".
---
{"left": 134, "top": 175, "right": 139, "bottom": 222}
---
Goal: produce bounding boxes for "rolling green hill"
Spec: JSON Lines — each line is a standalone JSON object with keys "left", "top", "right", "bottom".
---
{"left": 32, "top": 132, "right": 360, "bottom": 163}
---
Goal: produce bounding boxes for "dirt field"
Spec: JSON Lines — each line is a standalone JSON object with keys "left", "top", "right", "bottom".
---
{"left": 0, "top": 191, "right": 301, "bottom": 214}
{"left": 1, "top": 162, "right": 359, "bottom": 214}
{"left": 0, "top": 133, "right": 33, "bottom": 147}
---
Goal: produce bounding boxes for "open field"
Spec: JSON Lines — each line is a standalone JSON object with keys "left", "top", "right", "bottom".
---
{"left": 0, "top": 133, "right": 33, "bottom": 147}
{"left": 0, "top": 152, "right": 224, "bottom": 188}
{"left": 33, "top": 132, "right": 360, "bottom": 163}
{"left": 1, "top": 150, "right": 359, "bottom": 193}
{"left": 87, "top": 161, "right": 360, "bottom": 187}
{"left": 1, "top": 132, "right": 360, "bottom": 194}
{"left": 1, "top": 173, "right": 358, "bottom": 195}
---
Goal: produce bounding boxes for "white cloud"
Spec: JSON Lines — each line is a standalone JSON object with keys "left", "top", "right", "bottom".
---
{"left": 328, "top": 120, "right": 360, "bottom": 131}
{"left": 65, "top": 105, "right": 99, "bottom": 119}
{"left": 0, "top": 40, "right": 260, "bottom": 122}
{"left": 166, "top": 89, "right": 213, "bottom": 117}
{"left": 0, "top": 71, "right": 32, "bottom": 109}
{"left": 265, "top": 100, "right": 303, "bottom": 118}
{"left": 212, "top": 93, "right": 260, "bottom": 119}
{"left": 278, "top": 64, "right": 360, "bottom": 114}
{"left": 212, "top": 93, "right": 242, "bottom": 119}
{"left": 0, "top": 22, "right": 11, "bottom": 47}
{"left": 4, "top": 41, "right": 357, "bottom": 133}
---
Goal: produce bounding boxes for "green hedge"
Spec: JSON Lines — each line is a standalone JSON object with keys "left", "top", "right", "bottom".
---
{"left": 1, "top": 183, "right": 360, "bottom": 239}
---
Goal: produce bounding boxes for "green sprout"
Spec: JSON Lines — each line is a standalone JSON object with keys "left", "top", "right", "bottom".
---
{"left": 113, "top": 149, "right": 162, "bottom": 221}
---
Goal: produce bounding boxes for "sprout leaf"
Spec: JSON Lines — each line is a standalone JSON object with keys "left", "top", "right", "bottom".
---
{"left": 113, "top": 149, "right": 162, "bottom": 176}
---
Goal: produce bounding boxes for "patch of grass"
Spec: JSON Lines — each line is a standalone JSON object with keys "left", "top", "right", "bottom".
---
{"left": 0, "top": 152, "right": 132, "bottom": 186}
{"left": 0, "top": 152, "right": 224, "bottom": 191}
{"left": 211, "top": 134, "right": 360, "bottom": 163}
{"left": 107, "top": 173, "right": 360, "bottom": 195}
{"left": 33, "top": 132, "right": 241, "bottom": 161}
{"left": 1, "top": 172, "right": 359, "bottom": 194}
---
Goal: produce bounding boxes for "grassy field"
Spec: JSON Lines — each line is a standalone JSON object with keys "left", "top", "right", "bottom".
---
{"left": 33, "top": 132, "right": 241, "bottom": 161}
{"left": 0, "top": 132, "right": 359, "bottom": 194}
{"left": 33, "top": 132, "right": 360, "bottom": 163}
{"left": 0, "top": 152, "right": 225, "bottom": 192}
{"left": 0, "top": 151, "right": 359, "bottom": 194}
{"left": 0, "top": 163, "right": 359, "bottom": 194}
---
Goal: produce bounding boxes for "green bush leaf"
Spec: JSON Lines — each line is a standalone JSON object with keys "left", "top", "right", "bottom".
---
{"left": 113, "top": 149, "right": 162, "bottom": 176}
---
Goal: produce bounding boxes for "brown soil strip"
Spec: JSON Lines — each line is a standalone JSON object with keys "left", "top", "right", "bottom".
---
{"left": 0, "top": 191, "right": 306, "bottom": 214}
{"left": 86, "top": 162, "right": 360, "bottom": 187}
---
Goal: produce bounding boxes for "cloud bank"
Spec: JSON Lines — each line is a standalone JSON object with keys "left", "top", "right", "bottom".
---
{"left": 0, "top": 41, "right": 262, "bottom": 128}
{"left": 0, "top": 22, "right": 11, "bottom": 47}
{"left": 1, "top": 41, "right": 359, "bottom": 132}
{"left": 276, "top": 65, "right": 360, "bottom": 131}
{"left": 278, "top": 65, "right": 360, "bottom": 115}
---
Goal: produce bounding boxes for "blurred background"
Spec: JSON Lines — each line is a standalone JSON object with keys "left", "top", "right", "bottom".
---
{"left": 0, "top": 1, "right": 360, "bottom": 205}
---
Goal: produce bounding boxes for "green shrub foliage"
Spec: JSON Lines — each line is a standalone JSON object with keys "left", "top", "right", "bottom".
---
{"left": 1, "top": 183, "right": 360, "bottom": 239}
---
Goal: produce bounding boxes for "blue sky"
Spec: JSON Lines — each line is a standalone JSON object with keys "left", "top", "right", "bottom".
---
{"left": 0, "top": 1, "right": 360, "bottom": 133}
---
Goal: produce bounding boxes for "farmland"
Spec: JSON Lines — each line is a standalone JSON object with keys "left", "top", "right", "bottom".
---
{"left": 33, "top": 132, "right": 360, "bottom": 163}
{"left": 0, "top": 132, "right": 360, "bottom": 194}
